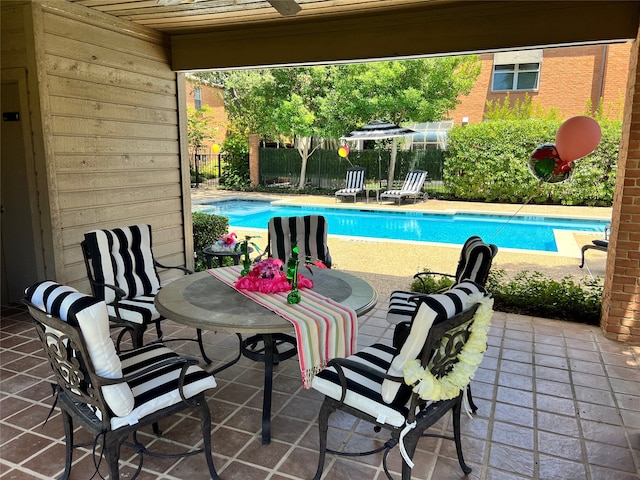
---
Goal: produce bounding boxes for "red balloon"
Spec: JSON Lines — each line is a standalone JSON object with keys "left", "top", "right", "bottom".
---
{"left": 555, "top": 116, "right": 602, "bottom": 163}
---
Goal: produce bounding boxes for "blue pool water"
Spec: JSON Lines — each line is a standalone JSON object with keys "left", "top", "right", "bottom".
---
{"left": 193, "top": 199, "right": 609, "bottom": 252}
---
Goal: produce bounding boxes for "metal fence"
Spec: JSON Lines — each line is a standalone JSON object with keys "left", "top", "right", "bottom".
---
{"left": 259, "top": 148, "right": 446, "bottom": 192}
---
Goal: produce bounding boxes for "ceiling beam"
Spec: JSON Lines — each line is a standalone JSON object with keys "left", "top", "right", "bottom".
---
{"left": 171, "top": 1, "right": 640, "bottom": 71}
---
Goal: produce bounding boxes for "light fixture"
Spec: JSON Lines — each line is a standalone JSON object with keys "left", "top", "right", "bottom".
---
{"left": 156, "top": 0, "right": 301, "bottom": 17}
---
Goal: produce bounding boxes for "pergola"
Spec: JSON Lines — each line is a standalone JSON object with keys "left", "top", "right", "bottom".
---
{"left": 1, "top": 0, "right": 639, "bottom": 341}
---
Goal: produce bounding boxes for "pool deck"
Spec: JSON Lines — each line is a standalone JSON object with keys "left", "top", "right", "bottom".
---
{"left": 191, "top": 187, "right": 611, "bottom": 299}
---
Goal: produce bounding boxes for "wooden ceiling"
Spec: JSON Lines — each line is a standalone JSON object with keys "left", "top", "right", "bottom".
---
{"left": 66, "top": 0, "right": 439, "bottom": 34}
{"left": 64, "top": 0, "right": 640, "bottom": 71}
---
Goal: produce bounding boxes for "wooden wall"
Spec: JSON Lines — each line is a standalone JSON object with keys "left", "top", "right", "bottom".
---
{"left": 2, "top": 1, "right": 193, "bottom": 292}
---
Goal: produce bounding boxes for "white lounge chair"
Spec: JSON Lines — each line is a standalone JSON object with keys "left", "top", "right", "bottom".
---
{"left": 335, "top": 167, "right": 365, "bottom": 203}
{"left": 380, "top": 169, "right": 428, "bottom": 205}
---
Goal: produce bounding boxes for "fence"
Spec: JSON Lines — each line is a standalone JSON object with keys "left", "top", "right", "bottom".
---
{"left": 190, "top": 146, "right": 224, "bottom": 187}
{"left": 259, "top": 147, "right": 446, "bottom": 192}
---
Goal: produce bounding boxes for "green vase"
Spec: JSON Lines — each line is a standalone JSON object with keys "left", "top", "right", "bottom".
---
{"left": 287, "top": 259, "right": 300, "bottom": 304}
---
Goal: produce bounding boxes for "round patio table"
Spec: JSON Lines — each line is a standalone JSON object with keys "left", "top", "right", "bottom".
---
{"left": 155, "top": 268, "right": 377, "bottom": 443}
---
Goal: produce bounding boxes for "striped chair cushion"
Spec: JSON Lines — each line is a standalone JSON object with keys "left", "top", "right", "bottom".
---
{"left": 113, "top": 343, "right": 216, "bottom": 430}
{"left": 454, "top": 236, "right": 497, "bottom": 287}
{"left": 336, "top": 168, "right": 365, "bottom": 196}
{"left": 25, "top": 281, "right": 135, "bottom": 417}
{"left": 268, "top": 215, "right": 332, "bottom": 268}
{"left": 381, "top": 281, "right": 486, "bottom": 405}
{"left": 386, "top": 236, "right": 496, "bottom": 325}
{"left": 312, "top": 282, "right": 486, "bottom": 423}
{"left": 105, "top": 296, "right": 160, "bottom": 325}
{"left": 83, "top": 224, "right": 161, "bottom": 304}
{"left": 311, "top": 343, "right": 408, "bottom": 427}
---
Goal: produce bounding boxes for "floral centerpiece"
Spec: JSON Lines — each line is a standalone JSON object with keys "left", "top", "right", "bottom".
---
{"left": 211, "top": 232, "right": 237, "bottom": 252}
{"left": 235, "top": 258, "right": 314, "bottom": 293}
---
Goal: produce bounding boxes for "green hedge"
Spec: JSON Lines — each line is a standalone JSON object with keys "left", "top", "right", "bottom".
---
{"left": 409, "top": 268, "right": 602, "bottom": 325}
{"left": 192, "top": 212, "right": 229, "bottom": 272}
{"left": 444, "top": 119, "right": 620, "bottom": 206}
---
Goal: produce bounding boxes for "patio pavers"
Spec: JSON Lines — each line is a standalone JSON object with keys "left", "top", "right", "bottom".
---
{"left": 2, "top": 300, "right": 638, "bottom": 479}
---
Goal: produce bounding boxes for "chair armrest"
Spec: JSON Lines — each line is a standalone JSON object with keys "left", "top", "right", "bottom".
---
{"left": 154, "top": 260, "right": 193, "bottom": 275}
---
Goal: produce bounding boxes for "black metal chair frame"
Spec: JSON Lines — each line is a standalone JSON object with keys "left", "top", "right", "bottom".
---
{"left": 313, "top": 303, "right": 480, "bottom": 480}
{"left": 26, "top": 301, "right": 220, "bottom": 480}
{"left": 81, "top": 240, "right": 211, "bottom": 361}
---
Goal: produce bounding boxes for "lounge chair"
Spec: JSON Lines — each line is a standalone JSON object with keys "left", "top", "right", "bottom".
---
{"left": 380, "top": 169, "right": 428, "bottom": 205}
{"left": 579, "top": 225, "right": 610, "bottom": 268}
{"left": 335, "top": 166, "right": 365, "bottom": 202}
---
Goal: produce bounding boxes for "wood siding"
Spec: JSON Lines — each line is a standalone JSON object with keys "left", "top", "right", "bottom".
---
{"left": 3, "top": 1, "right": 192, "bottom": 292}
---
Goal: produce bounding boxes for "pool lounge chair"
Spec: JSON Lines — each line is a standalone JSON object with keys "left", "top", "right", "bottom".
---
{"left": 579, "top": 224, "right": 610, "bottom": 268}
{"left": 335, "top": 167, "right": 365, "bottom": 203}
{"left": 380, "top": 169, "right": 428, "bottom": 205}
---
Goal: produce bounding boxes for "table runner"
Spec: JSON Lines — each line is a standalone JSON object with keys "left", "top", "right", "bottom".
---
{"left": 208, "top": 265, "right": 358, "bottom": 388}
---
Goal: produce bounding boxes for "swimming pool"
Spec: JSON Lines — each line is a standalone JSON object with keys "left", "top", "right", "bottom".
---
{"left": 193, "top": 199, "right": 610, "bottom": 252}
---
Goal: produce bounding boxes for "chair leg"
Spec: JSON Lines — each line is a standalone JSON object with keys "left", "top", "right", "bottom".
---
{"left": 452, "top": 397, "right": 472, "bottom": 475}
{"left": 313, "top": 399, "right": 333, "bottom": 480}
{"left": 400, "top": 431, "right": 419, "bottom": 480}
{"left": 104, "top": 432, "right": 127, "bottom": 480}
{"left": 154, "top": 319, "right": 163, "bottom": 340}
{"left": 467, "top": 385, "right": 478, "bottom": 413}
{"left": 197, "top": 328, "right": 213, "bottom": 364}
{"left": 60, "top": 409, "right": 74, "bottom": 480}
{"left": 199, "top": 398, "right": 221, "bottom": 479}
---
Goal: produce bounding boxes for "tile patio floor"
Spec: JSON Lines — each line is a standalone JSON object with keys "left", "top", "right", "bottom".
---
{"left": 1, "top": 296, "right": 639, "bottom": 480}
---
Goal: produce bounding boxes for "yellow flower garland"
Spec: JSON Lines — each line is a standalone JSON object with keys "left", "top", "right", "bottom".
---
{"left": 403, "top": 294, "right": 494, "bottom": 402}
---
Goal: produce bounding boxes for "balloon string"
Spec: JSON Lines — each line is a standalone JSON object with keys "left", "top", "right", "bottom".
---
{"left": 489, "top": 180, "right": 545, "bottom": 240}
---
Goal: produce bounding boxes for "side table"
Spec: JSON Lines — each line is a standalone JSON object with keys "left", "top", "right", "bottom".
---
{"left": 202, "top": 245, "right": 253, "bottom": 268}
{"left": 365, "top": 187, "right": 382, "bottom": 203}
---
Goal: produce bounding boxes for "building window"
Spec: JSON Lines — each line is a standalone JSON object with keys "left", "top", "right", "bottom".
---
{"left": 194, "top": 86, "right": 202, "bottom": 109}
{"left": 491, "top": 49, "right": 542, "bottom": 92}
{"left": 492, "top": 63, "right": 540, "bottom": 91}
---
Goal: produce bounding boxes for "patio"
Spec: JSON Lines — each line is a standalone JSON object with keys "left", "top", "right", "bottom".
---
{"left": 2, "top": 292, "right": 639, "bottom": 479}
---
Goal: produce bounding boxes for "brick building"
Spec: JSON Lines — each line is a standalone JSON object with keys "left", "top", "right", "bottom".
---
{"left": 450, "top": 43, "right": 632, "bottom": 124}
{"left": 185, "top": 76, "right": 227, "bottom": 152}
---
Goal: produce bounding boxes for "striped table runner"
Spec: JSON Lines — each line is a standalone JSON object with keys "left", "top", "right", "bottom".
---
{"left": 208, "top": 266, "right": 358, "bottom": 388}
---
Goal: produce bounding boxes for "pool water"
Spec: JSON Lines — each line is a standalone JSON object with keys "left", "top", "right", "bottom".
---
{"left": 193, "top": 199, "right": 609, "bottom": 252}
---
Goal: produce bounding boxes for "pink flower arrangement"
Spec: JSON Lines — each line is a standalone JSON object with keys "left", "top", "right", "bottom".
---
{"left": 212, "top": 232, "right": 237, "bottom": 252}
{"left": 235, "top": 258, "right": 314, "bottom": 293}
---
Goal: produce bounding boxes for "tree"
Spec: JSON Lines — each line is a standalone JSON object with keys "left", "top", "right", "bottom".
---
{"left": 187, "top": 105, "right": 217, "bottom": 185}
{"left": 192, "top": 57, "right": 480, "bottom": 188}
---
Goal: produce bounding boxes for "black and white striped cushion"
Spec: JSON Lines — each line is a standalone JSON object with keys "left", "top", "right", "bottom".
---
{"left": 84, "top": 225, "right": 162, "bottom": 324}
{"left": 381, "top": 281, "right": 487, "bottom": 405}
{"left": 336, "top": 168, "right": 365, "bottom": 195}
{"left": 25, "top": 281, "right": 135, "bottom": 417}
{"left": 83, "top": 224, "right": 161, "bottom": 304}
{"left": 112, "top": 343, "right": 216, "bottom": 430}
{"left": 311, "top": 343, "right": 408, "bottom": 427}
{"left": 380, "top": 170, "right": 427, "bottom": 199}
{"left": 312, "top": 282, "right": 487, "bottom": 423}
{"left": 268, "top": 215, "right": 332, "bottom": 268}
{"left": 454, "top": 236, "right": 497, "bottom": 288}
{"left": 386, "top": 236, "right": 496, "bottom": 325}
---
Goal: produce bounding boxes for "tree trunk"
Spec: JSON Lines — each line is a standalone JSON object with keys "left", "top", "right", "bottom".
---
{"left": 297, "top": 136, "right": 311, "bottom": 189}
{"left": 387, "top": 138, "right": 398, "bottom": 188}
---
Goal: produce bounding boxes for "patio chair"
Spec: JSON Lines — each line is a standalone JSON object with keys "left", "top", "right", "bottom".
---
{"left": 579, "top": 224, "right": 610, "bottom": 268}
{"left": 24, "top": 281, "right": 220, "bottom": 480}
{"left": 380, "top": 169, "right": 428, "bottom": 205}
{"left": 387, "top": 235, "right": 498, "bottom": 325}
{"left": 311, "top": 281, "right": 492, "bottom": 480}
{"left": 335, "top": 166, "right": 366, "bottom": 203}
{"left": 264, "top": 215, "right": 332, "bottom": 268}
{"left": 81, "top": 224, "right": 208, "bottom": 357}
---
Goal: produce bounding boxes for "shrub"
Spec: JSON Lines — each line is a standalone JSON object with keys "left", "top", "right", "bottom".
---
{"left": 409, "top": 270, "right": 455, "bottom": 293}
{"left": 192, "top": 212, "right": 229, "bottom": 272}
{"left": 485, "top": 269, "right": 603, "bottom": 325}
{"left": 444, "top": 118, "right": 620, "bottom": 206}
{"left": 409, "top": 268, "right": 603, "bottom": 325}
